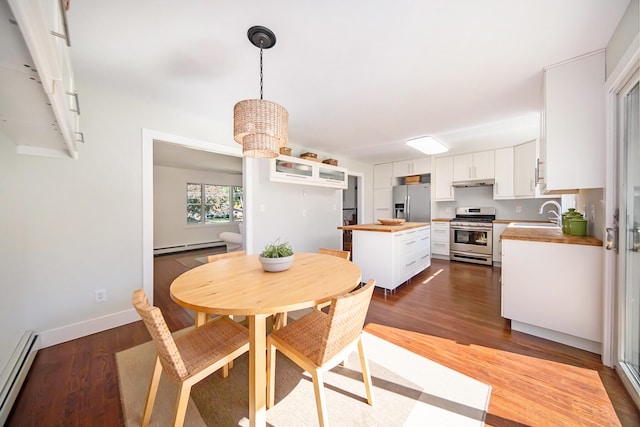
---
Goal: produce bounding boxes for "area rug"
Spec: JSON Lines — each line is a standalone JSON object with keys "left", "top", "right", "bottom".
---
{"left": 116, "top": 330, "right": 491, "bottom": 426}
{"left": 175, "top": 247, "right": 227, "bottom": 269}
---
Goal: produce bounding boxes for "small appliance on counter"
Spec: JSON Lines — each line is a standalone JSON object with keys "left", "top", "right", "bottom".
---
{"left": 562, "top": 208, "right": 587, "bottom": 236}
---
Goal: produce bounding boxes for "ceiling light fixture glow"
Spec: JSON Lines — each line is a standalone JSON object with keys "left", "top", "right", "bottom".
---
{"left": 406, "top": 136, "right": 448, "bottom": 155}
{"left": 233, "top": 26, "right": 288, "bottom": 158}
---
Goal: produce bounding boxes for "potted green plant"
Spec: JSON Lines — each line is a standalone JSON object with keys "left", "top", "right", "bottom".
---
{"left": 259, "top": 239, "right": 294, "bottom": 272}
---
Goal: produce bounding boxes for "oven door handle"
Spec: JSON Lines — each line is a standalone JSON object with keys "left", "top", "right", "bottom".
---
{"left": 451, "top": 226, "right": 493, "bottom": 232}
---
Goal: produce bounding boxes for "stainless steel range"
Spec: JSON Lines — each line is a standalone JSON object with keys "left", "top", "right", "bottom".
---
{"left": 450, "top": 207, "right": 496, "bottom": 265}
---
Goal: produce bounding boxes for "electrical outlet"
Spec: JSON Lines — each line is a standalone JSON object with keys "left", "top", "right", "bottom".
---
{"left": 95, "top": 289, "right": 106, "bottom": 303}
{"left": 515, "top": 206, "right": 522, "bottom": 213}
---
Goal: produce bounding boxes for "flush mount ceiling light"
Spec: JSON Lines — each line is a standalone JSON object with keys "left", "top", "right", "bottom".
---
{"left": 233, "top": 26, "right": 289, "bottom": 158}
{"left": 406, "top": 136, "right": 448, "bottom": 155}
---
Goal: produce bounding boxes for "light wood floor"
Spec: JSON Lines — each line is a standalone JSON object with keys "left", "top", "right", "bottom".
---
{"left": 6, "top": 251, "right": 640, "bottom": 426}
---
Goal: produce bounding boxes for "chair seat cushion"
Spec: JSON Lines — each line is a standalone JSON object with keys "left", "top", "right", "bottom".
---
{"left": 175, "top": 316, "right": 248, "bottom": 376}
{"left": 269, "top": 309, "right": 328, "bottom": 364}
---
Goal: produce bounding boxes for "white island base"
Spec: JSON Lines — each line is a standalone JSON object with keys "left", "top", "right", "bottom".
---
{"left": 343, "top": 223, "right": 431, "bottom": 292}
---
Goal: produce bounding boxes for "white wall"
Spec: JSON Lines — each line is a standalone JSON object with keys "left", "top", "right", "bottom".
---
{"left": 153, "top": 165, "right": 242, "bottom": 250}
{"left": 0, "top": 133, "right": 29, "bottom": 372}
{"left": 606, "top": 0, "right": 639, "bottom": 79}
{"left": 0, "top": 79, "right": 238, "bottom": 349}
{"left": 246, "top": 159, "right": 344, "bottom": 254}
{"left": 577, "top": 189, "right": 605, "bottom": 240}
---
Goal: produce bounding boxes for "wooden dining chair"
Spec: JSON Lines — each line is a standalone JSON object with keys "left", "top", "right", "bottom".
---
{"left": 316, "top": 248, "right": 351, "bottom": 310}
{"left": 273, "top": 248, "right": 353, "bottom": 330}
{"left": 206, "top": 249, "right": 246, "bottom": 263}
{"left": 266, "top": 279, "right": 376, "bottom": 427}
{"left": 132, "top": 289, "right": 249, "bottom": 427}
{"left": 318, "top": 247, "right": 351, "bottom": 260}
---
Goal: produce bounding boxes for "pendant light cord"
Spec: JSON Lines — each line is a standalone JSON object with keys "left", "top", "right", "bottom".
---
{"left": 259, "top": 41, "right": 264, "bottom": 100}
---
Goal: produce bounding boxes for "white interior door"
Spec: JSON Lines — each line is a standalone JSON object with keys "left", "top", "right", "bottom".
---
{"left": 618, "top": 74, "right": 640, "bottom": 401}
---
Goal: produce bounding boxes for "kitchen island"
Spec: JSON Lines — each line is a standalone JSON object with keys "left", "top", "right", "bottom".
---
{"left": 340, "top": 222, "right": 431, "bottom": 291}
{"left": 501, "top": 225, "right": 603, "bottom": 353}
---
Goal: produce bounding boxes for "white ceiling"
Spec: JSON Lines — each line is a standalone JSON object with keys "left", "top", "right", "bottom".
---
{"left": 68, "top": 0, "right": 630, "bottom": 165}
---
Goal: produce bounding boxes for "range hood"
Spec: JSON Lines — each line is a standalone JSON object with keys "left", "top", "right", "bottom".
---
{"left": 452, "top": 179, "right": 495, "bottom": 188}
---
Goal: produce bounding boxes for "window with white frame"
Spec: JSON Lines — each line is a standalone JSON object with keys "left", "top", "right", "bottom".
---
{"left": 187, "top": 183, "right": 243, "bottom": 224}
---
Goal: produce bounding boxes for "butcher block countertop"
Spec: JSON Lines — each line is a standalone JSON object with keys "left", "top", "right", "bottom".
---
{"left": 339, "top": 222, "right": 430, "bottom": 233}
{"left": 493, "top": 219, "right": 551, "bottom": 225}
{"left": 501, "top": 226, "right": 603, "bottom": 247}
{"left": 431, "top": 218, "right": 452, "bottom": 222}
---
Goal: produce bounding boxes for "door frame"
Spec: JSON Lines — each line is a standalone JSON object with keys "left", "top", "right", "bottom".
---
{"left": 141, "top": 129, "right": 244, "bottom": 304}
{"left": 603, "top": 33, "right": 639, "bottom": 405}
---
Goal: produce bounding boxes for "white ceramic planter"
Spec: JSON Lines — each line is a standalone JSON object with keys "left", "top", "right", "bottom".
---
{"left": 259, "top": 254, "right": 294, "bottom": 272}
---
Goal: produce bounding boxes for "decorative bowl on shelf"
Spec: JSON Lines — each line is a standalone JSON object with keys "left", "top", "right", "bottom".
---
{"left": 377, "top": 218, "right": 406, "bottom": 225}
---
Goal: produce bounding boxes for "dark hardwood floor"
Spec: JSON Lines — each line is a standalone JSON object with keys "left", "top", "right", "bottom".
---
{"left": 7, "top": 251, "right": 640, "bottom": 426}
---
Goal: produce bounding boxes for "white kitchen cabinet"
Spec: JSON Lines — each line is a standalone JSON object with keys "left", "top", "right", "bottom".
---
{"left": 3, "top": 0, "right": 82, "bottom": 159}
{"left": 493, "top": 147, "right": 514, "bottom": 200}
{"left": 393, "top": 158, "right": 431, "bottom": 177}
{"left": 373, "top": 188, "right": 393, "bottom": 221}
{"left": 539, "top": 50, "right": 605, "bottom": 192}
{"left": 514, "top": 140, "right": 536, "bottom": 197}
{"left": 352, "top": 225, "right": 431, "bottom": 291}
{"left": 373, "top": 163, "right": 394, "bottom": 189}
{"left": 453, "top": 150, "right": 495, "bottom": 182}
{"left": 270, "top": 155, "right": 348, "bottom": 189}
{"left": 434, "top": 156, "right": 455, "bottom": 201}
{"left": 430, "top": 221, "right": 450, "bottom": 259}
{"left": 502, "top": 239, "right": 602, "bottom": 353}
{"left": 492, "top": 222, "right": 508, "bottom": 266}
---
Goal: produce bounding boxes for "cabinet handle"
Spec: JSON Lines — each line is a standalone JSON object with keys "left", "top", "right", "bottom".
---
{"left": 50, "top": 0, "right": 71, "bottom": 47}
{"left": 405, "top": 261, "right": 416, "bottom": 267}
{"left": 535, "top": 158, "right": 544, "bottom": 183}
{"left": 66, "top": 91, "right": 80, "bottom": 115}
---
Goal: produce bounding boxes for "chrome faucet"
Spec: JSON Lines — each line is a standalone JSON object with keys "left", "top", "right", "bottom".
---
{"left": 539, "top": 200, "right": 562, "bottom": 227}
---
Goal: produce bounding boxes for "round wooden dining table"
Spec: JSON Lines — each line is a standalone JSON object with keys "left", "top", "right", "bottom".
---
{"left": 170, "top": 252, "right": 362, "bottom": 427}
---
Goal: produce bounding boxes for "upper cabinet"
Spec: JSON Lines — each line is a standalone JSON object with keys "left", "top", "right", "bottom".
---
{"left": 392, "top": 158, "right": 430, "bottom": 177}
{"left": 493, "top": 147, "right": 514, "bottom": 199}
{"left": 270, "top": 155, "right": 348, "bottom": 189}
{"left": 453, "top": 150, "right": 494, "bottom": 182}
{"left": 373, "top": 163, "right": 394, "bottom": 189}
{"left": 538, "top": 50, "right": 605, "bottom": 192}
{"left": 2, "top": 0, "right": 82, "bottom": 159}
{"left": 514, "top": 140, "right": 536, "bottom": 197}
{"left": 434, "top": 156, "right": 455, "bottom": 201}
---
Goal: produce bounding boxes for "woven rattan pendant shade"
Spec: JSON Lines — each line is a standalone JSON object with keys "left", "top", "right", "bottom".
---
{"left": 233, "top": 26, "right": 288, "bottom": 158}
{"left": 234, "top": 99, "right": 288, "bottom": 158}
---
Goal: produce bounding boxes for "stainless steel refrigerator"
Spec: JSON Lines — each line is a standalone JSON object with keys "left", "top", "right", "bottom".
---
{"left": 392, "top": 184, "right": 431, "bottom": 222}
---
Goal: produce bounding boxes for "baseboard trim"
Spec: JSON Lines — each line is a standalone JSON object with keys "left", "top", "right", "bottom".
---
{"left": 154, "top": 241, "right": 225, "bottom": 255}
{"left": 37, "top": 309, "right": 140, "bottom": 349}
{"left": 511, "top": 320, "right": 602, "bottom": 354}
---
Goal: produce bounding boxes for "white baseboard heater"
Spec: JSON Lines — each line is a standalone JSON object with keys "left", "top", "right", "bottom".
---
{"left": 154, "top": 240, "right": 225, "bottom": 255}
{"left": 0, "top": 331, "right": 39, "bottom": 424}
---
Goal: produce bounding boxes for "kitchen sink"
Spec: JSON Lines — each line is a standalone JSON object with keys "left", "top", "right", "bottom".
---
{"left": 508, "top": 222, "right": 560, "bottom": 229}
